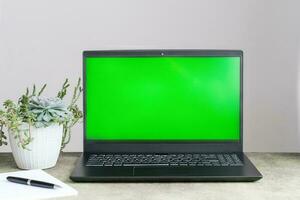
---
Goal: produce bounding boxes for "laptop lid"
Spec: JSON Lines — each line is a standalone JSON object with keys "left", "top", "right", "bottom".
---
{"left": 83, "top": 50, "right": 243, "bottom": 153}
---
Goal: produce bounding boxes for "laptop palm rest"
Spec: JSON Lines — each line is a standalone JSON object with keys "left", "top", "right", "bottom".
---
{"left": 134, "top": 166, "right": 243, "bottom": 177}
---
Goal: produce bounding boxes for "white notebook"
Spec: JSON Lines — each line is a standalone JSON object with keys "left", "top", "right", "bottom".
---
{"left": 0, "top": 169, "right": 78, "bottom": 200}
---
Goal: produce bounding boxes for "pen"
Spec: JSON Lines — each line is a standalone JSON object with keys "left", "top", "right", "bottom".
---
{"left": 6, "top": 176, "right": 61, "bottom": 189}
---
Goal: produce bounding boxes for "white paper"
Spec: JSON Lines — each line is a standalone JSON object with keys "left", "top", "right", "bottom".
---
{"left": 0, "top": 169, "right": 78, "bottom": 200}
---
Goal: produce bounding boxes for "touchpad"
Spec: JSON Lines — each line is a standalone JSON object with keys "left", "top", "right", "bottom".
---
{"left": 134, "top": 166, "right": 208, "bottom": 176}
{"left": 85, "top": 167, "right": 134, "bottom": 177}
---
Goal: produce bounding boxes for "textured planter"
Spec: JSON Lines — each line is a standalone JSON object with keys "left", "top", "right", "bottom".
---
{"left": 9, "top": 124, "right": 63, "bottom": 169}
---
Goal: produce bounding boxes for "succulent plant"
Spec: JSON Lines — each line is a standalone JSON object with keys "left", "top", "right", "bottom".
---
{"left": 29, "top": 97, "right": 71, "bottom": 128}
{"left": 0, "top": 78, "right": 82, "bottom": 149}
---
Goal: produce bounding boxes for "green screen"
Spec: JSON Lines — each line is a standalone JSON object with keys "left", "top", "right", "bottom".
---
{"left": 86, "top": 57, "right": 240, "bottom": 140}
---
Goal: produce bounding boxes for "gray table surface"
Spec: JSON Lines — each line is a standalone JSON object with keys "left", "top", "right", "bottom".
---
{"left": 1, "top": 153, "right": 300, "bottom": 200}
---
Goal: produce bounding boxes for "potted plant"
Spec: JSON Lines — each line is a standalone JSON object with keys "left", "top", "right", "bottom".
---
{"left": 0, "top": 78, "right": 83, "bottom": 169}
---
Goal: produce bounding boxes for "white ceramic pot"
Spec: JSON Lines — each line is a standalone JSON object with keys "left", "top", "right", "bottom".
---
{"left": 9, "top": 124, "right": 63, "bottom": 169}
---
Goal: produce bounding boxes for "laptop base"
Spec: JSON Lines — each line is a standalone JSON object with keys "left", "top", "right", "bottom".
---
{"left": 70, "top": 153, "right": 262, "bottom": 182}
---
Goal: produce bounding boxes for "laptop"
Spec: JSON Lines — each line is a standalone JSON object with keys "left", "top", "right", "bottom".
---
{"left": 70, "top": 50, "right": 262, "bottom": 182}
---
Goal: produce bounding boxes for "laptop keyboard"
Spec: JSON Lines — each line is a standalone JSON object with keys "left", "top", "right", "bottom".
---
{"left": 86, "top": 153, "right": 243, "bottom": 167}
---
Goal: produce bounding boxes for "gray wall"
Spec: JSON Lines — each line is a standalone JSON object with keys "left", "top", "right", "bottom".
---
{"left": 0, "top": 0, "right": 300, "bottom": 152}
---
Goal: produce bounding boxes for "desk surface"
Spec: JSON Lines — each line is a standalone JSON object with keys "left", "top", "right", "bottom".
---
{"left": 0, "top": 153, "right": 299, "bottom": 200}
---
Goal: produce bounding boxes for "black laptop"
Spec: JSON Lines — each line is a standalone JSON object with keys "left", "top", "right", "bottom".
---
{"left": 70, "top": 50, "right": 262, "bottom": 182}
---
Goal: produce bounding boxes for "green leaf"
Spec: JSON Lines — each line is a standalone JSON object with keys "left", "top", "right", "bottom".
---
{"left": 42, "top": 112, "right": 52, "bottom": 122}
{"left": 32, "top": 84, "right": 36, "bottom": 96}
{"left": 25, "top": 88, "right": 29, "bottom": 96}
{"left": 38, "top": 84, "right": 47, "bottom": 96}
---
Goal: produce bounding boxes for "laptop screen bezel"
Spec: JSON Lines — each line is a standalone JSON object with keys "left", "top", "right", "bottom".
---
{"left": 83, "top": 50, "right": 243, "bottom": 153}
